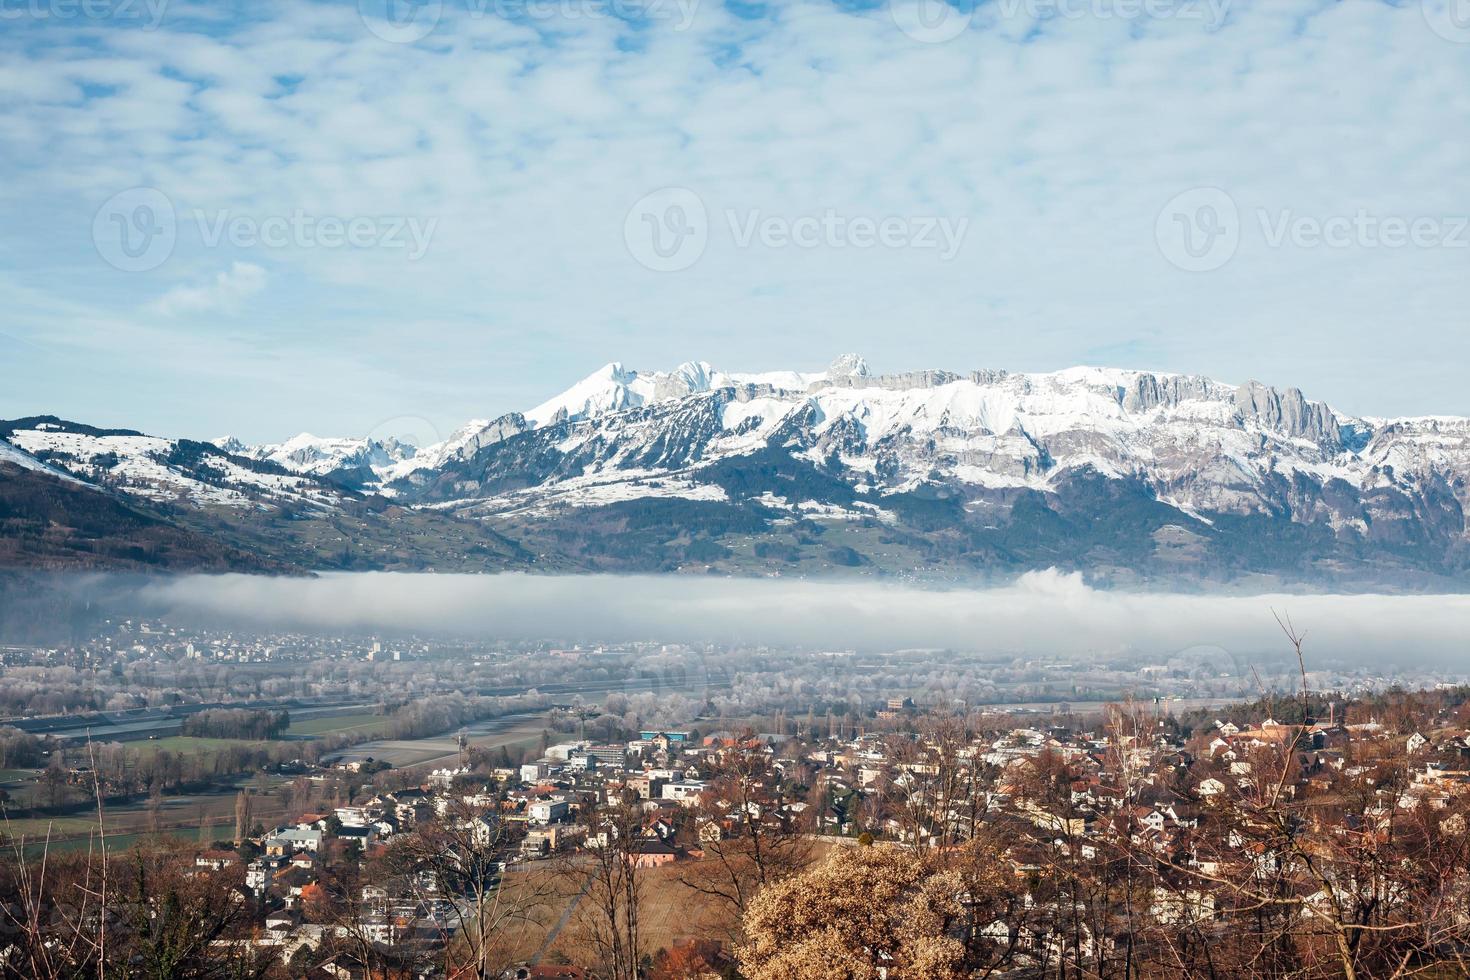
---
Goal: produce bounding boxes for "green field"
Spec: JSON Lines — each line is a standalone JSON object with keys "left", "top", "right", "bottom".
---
{"left": 2, "top": 774, "right": 292, "bottom": 853}
{"left": 10, "top": 816, "right": 262, "bottom": 858}
{"left": 1, "top": 813, "right": 101, "bottom": 838}
{"left": 330, "top": 712, "right": 547, "bottom": 769}
{"left": 284, "top": 711, "right": 389, "bottom": 737}
{"left": 128, "top": 736, "right": 266, "bottom": 758}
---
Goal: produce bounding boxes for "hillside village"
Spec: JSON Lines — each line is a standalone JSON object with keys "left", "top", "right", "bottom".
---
{"left": 15, "top": 688, "right": 1464, "bottom": 978}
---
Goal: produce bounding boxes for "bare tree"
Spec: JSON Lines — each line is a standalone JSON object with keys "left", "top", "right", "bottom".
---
{"left": 383, "top": 797, "right": 555, "bottom": 979}
{"left": 679, "top": 738, "right": 810, "bottom": 921}
{"left": 574, "top": 789, "right": 648, "bottom": 980}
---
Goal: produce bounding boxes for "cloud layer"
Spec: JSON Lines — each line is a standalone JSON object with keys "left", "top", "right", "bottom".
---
{"left": 138, "top": 570, "right": 1470, "bottom": 669}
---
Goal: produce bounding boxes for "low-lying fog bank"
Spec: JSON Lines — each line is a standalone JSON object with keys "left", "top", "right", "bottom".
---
{"left": 125, "top": 570, "right": 1470, "bottom": 666}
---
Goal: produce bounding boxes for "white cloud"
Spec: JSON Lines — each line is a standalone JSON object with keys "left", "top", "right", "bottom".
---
{"left": 0, "top": 1, "right": 1467, "bottom": 438}
{"left": 148, "top": 261, "right": 268, "bottom": 317}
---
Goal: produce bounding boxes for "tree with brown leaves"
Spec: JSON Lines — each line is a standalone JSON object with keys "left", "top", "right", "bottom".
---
{"left": 738, "top": 843, "right": 967, "bottom": 980}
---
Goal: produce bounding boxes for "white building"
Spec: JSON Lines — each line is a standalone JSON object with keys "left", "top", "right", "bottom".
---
{"left": 661, "top": 779, "right": 706, "bottom": 806}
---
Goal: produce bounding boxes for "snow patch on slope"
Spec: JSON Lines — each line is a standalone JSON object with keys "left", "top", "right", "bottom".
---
{"left": 9, "top": 428, "right": 341, "bottom": 510}
{"left": 0, "top": 438, "right": 91, "bottom": 486}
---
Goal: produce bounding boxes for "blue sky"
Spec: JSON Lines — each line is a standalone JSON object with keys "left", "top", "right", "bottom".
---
{"left": 2, "top": 0, "right": 1469, "bottom": 443}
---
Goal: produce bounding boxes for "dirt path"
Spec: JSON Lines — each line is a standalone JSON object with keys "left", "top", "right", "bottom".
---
{"left": 529, "top": 872, "right": 591, "bottom": 966}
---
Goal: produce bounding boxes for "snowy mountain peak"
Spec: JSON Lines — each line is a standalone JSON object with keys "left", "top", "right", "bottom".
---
{"left": 524, "top": 358, "right": 730, "bottom": 427}
{"left": 669, "top": 360, "right": 714, "bottom": 390}
{"left": 828, "top": 353, "right": 870, "bottom": 378}
{"left": 152, "top": 360, "right": 1470, "bottom": 572}
{"left": 517, "top": 356, "right": 888, "bottom": 431}
{"left": 9, "top": 360, "right": 1470, "bottom": 585}
{"left": 213, "top": 436, "right": 249, "bottom": 455}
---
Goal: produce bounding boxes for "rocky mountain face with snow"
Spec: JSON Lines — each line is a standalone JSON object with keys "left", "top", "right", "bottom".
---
{"left": 3, "top": 358, "right": 1468, "bottom": 587}
{"left": 0, "top": 417, "right": 530, "bottom": 574}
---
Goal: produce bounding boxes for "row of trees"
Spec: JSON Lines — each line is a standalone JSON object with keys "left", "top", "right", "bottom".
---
{"left": 378, "top": 693, "right": 512, "bottom": 741}
{"left": 179, "top": 708, "right": 290, "bottom": 740}
{"left": 0, "top": 727, "right": 45, "bottom": 769}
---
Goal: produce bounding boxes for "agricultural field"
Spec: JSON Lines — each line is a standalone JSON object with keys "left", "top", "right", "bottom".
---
{"left": 330, "top": 712, "right": 547, "bottom": 770}
{"left": 284, "top": 711, "right": 389, "bottom": 738}
{"left": 0, "top": 709, "right": 552, "bottom": 854}
{"left": 126, "top": 735, "right": 267, "bottom": 759}
{"left": 0, "top": 767, "right": 40, "bottom": 801}
{"left": 3, "top": 776, "right": 290, "bottom": 856}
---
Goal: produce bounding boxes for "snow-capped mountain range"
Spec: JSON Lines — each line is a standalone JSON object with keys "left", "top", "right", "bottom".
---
{"left": 219, "top": 354, "right": 1469, "bottom": 533}
{"left": 4, "top": 356, "right": 1469, "bottom": 586}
